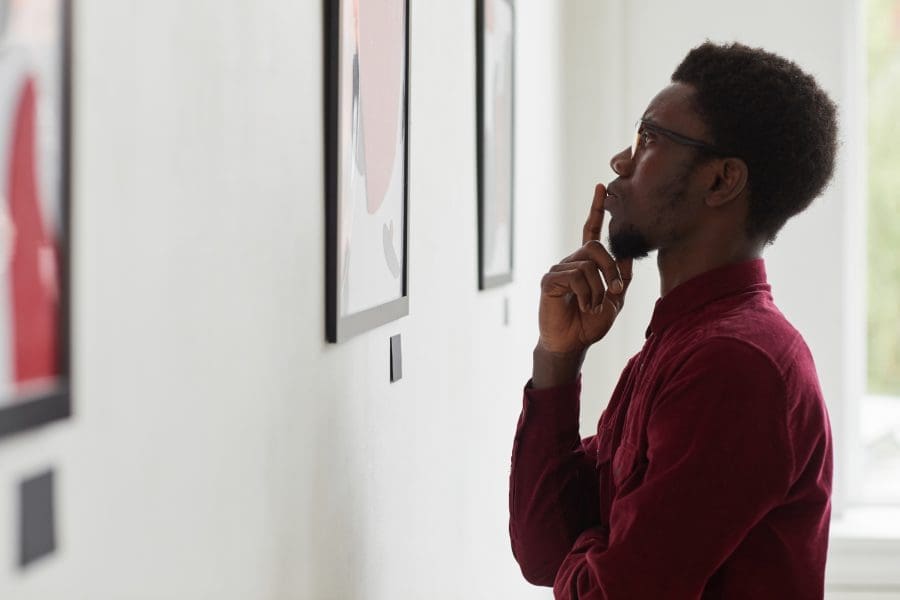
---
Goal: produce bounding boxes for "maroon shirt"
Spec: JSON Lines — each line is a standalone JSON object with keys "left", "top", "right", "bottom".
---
{"left": 509, "top": 260, "right": 832, "bottom": 599}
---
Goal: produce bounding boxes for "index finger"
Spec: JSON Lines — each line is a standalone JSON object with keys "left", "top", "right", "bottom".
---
{"left": 582, "top": 183, "right": 607, "bottom": 245}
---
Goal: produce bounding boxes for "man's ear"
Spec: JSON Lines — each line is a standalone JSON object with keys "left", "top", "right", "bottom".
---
{"left": 704, "top": 158, "right": 748, "bottom": 208}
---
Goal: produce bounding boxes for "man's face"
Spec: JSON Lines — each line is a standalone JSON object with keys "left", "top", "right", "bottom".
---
{"left": 605, "top": 83, "right": 714, "bottom": 260}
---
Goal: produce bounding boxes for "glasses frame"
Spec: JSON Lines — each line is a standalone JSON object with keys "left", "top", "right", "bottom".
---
{"left": 631, "top": 119, "right": 728, "bottom": 159}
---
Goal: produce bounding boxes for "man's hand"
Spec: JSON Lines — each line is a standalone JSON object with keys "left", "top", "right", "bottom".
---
{"left": 532, "top": 184, "right": 633, "bottom": 388}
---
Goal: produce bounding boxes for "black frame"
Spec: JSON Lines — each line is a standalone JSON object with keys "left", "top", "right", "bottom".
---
{"left": 324, "top": 0, "right": 411, "bottom": 343}
{"left": 476, "top": 0, "right": 515, "bottom": 290}
{"left": 0, "top": 0, "right": 73, "bottom": 440}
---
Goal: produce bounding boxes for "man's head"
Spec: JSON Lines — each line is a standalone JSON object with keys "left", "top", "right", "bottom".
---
{"left": 605, "top": 42, "right": 838, "bottom": 260}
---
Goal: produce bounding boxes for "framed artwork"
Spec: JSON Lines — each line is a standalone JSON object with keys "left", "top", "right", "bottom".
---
{"left": 476, "top": 0, "right": 514, "bottom": 290}
{"left": 325, "top": 0, "right": 410, "bottom": 343}
{"left": 0, "top": 0, "right": 72, "bottom": 439}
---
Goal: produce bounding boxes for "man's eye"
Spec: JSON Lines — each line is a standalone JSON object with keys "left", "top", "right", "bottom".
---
{"left": 639, "top": 130, "right": 652, "bottom": 145}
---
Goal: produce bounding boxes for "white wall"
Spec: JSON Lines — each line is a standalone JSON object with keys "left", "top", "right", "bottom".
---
{"left": 0, "top": 0, "right": 879, "bottom": 598}
{"left": 0, "top": 0, "right": 570, "bottom": 598}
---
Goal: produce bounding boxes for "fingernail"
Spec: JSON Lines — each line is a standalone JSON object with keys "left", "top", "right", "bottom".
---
{"left": 611, "top": 279, "right": 623, "bottom": 293}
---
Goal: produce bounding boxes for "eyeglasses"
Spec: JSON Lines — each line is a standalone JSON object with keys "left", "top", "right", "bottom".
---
{"left": 630, "top": 119, "right": 726, "bottom": 159}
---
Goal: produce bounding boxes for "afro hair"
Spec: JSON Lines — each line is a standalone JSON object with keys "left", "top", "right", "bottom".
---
{"left": 672, "top": 42, "right": 839, "bottom": 243}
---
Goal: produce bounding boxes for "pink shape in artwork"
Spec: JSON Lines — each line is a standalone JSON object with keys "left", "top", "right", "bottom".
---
{"left": 9, "top": 78, "right": 59, "bottom": 382}
{"left": 357, "top": 0, "right": 404, "bottom": 215}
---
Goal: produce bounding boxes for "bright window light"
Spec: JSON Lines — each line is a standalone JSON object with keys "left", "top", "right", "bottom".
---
{"left": 862, "top": 0, "right": 900, "bottom": 505}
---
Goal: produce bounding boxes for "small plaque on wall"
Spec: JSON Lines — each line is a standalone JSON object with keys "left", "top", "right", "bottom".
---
{"left": 19, "top": 469, "right": 57, "bottom": 568}
{"left": 390, "top": 334, "right": 402, "bottom": 382}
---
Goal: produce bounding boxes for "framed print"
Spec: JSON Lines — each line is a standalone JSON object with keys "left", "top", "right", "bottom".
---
{"left": 0, "top": 0, "right": 72, "bottom": 439}
{"left": 476, "top": 0, "right": 514, "bottom": 290}
{"left": 325, "top": 0, "right": 410, "bottom": 343}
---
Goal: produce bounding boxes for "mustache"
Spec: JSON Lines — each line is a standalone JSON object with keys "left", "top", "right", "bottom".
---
{"left": 606, "top": 179, "right": 624, "bottom": 199}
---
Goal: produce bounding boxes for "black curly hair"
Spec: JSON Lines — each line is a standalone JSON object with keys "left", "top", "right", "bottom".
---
{"left": 671, "top": 42, "right": 838, "bottom": 243}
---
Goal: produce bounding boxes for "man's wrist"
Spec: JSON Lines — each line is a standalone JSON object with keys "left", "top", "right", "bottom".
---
{"left": 532, "top": 344, "right": 587, "bottom": 389}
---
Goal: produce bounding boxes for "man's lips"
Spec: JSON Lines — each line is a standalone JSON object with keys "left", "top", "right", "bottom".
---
{"left": 605, "top": 182, "right": 623, "bottom": 201}
{"left": 604, "top": 185, "right": 622, "bottom": 212}
{"left": 604, "top": 185, "right": 625, "bottom": 231}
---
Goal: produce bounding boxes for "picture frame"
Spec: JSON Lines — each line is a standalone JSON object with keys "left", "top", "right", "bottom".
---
{"left": 476, "top": 0, "right": 515, "bottom": 290}
{"left": 0, "top": 0, "right": 72, "bottom": 440}
{"left": 324, "top": 0, "right": 410, "bottom": 343}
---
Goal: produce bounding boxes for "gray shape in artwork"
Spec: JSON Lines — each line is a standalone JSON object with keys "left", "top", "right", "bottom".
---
{"left": 383, "top": 220, "right": 402, "bottom": 279}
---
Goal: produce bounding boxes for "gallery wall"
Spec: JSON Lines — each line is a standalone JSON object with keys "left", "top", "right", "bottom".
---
{"left": 0, "top": 0, "right": 874, "bottom": 598}
{"left": 0, "top": 0, "right": 570, "bottom": 598}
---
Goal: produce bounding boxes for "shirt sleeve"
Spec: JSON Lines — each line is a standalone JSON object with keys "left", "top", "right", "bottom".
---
{"left": 553, "top": 338, "right": 793, "bottom": 599}
{"left": 508, "top": 375, "right": 602, "bottom": 586}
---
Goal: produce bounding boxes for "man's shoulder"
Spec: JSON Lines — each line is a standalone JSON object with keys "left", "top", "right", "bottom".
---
{"left": 666, "top": 296, "right": 818, "bottom": 389}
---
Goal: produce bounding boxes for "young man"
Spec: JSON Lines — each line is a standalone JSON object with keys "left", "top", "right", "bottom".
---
{"left": 509, "top": 42, "right": 837, "bottom": 599}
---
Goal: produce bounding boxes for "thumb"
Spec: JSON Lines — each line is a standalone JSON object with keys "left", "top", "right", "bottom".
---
{"left": 601, "top": 257, "right": 633, "bottom": 316}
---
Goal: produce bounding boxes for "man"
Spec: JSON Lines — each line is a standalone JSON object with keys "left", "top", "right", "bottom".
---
{"left": 509, "top": 42, "right": 836, "bottom": 599}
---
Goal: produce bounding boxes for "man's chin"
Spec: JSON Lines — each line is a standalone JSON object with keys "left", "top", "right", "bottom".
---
{"left": 609, "top": 229, "right": 652, "bottom": 261}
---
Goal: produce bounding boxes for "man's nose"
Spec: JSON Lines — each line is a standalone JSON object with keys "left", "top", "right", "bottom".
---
{"left": 609, "top": 147, "right": 633, "bottom": 177}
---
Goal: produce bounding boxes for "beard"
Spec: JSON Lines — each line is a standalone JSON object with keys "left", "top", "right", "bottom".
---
{"left": 609, "top": 225, "right": 651, "bottom": 260}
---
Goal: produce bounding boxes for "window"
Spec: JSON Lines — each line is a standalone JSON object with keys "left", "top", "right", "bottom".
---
{"left": 862, "top": 0, "right": 900, "bottom": 504}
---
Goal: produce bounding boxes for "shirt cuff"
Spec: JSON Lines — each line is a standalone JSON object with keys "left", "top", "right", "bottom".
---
{"left": 521, "top": 374, "right": 582, "bottom": 440}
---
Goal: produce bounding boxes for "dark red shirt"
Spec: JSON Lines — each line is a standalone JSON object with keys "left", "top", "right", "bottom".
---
{"left": 509, "top": 259, "right": 832, "bottom": 599}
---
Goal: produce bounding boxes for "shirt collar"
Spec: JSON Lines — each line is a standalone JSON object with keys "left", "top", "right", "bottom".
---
{"left": 646, "top": 258, "right": 770, "bottom": 338}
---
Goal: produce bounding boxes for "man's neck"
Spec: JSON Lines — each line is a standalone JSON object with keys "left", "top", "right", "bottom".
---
{"left": 657, "top": 240, "right": 763, "bottom": 297}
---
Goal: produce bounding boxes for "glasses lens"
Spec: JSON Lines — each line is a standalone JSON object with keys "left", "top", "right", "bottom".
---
{"left": 631, "top": 122, "right": 641, "bottom": 159}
